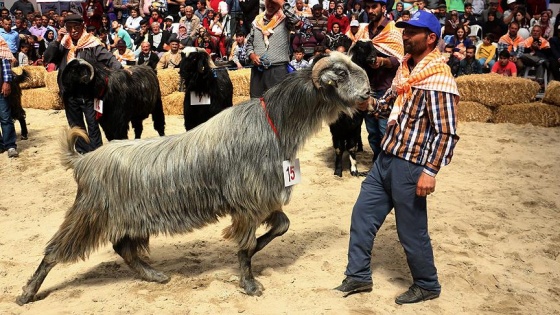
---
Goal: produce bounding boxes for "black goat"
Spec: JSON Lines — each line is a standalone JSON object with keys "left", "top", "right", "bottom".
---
{"left": 180, "top": 47, "right": 233, "bottom": 131}
{"left": 9, "top": 70, "right": 29, "bottom": 140}
{"left": 61, "top": 59, "right": 165, "bottom": 140}
{"left": 325, "top": 41, "right": 378, "bottom": 177}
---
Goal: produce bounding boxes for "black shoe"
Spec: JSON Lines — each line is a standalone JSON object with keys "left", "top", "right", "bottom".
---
{"left": 395, "top": 284, "right": 440, "bottom": 305}
{"left": 334, "top": 278, "right": 373, "bottom": 297}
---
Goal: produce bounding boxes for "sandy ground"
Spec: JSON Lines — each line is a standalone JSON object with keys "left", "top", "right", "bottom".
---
{"left": 1, "top": 108, "right": 559, "bottom": 315}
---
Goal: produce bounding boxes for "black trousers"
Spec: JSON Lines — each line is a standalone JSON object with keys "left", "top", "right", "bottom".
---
{"left": 63, "top": 95, "right": 103, "bottom": 154}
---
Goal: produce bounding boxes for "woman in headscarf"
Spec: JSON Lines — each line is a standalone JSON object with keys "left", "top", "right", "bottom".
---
{"left": 323, "top": 22, "right": 350, "bottom": 52}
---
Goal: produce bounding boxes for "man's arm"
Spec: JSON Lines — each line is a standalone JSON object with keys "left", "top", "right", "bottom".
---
{"left": 1, "top": 58, "right": 12, "bottom": 97}
{"left": 424, "top": 90, "right": 460, "bottom": 177}
{"left": 94, "top": 45, "right": 123, "bottom": 69}
{"left": 43, "top": 40, "right": 64, "bottom": 65}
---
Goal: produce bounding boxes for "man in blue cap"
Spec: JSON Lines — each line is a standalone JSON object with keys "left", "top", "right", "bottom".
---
{"left": 335, "top": 10, "right": 460, "bottom": 305}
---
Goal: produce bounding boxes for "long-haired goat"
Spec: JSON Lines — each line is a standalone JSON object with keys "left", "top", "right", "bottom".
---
{"left": 16, "top": 52, "right": 370, "bottom": 305}
{"left": 180, "top": 47, "right": 233, "bottom": 131}
{"left": 325, "top": 40, "right": 377, "bottom": 177}
{"left": 9, "top": 70, "right": 29, "bottom": 139}
{"left": 61, "top": 59, "right": 166, "bottom": 140}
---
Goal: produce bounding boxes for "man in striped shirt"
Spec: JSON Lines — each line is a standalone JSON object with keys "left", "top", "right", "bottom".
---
{"left": 335, "top": 10, "right": 459, "bottom": 305}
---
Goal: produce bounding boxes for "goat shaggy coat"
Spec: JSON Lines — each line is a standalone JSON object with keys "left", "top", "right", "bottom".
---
{"left": 16, "top": 52, "right": 371, "bottom": 305}
{"left": 61, "top": 59, "right": 166, "bottom": 140}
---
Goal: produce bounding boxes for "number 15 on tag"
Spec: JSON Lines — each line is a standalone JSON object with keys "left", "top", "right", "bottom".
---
{"left": 283, "top": 159, "right": 301, "bottom": 187}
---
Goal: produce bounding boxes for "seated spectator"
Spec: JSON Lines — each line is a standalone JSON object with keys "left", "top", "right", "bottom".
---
{"left": 346, "top": 19, "right": 362, "bottom": 44}
{"left": 292, "top": 25, "right": 320, "bottom": 59}
{"left": 289, "top": 47, "right": 310, "bottom": 70}
{"left": 327, "top": 4, "right": 349, "bottom": 33}
{"left": 149, "top": 9, "right": 164, "bottom": 28}
{"left": 444, "top": 10, "right": 464, "bottom": 38}
{"left": 228, "top": 31, "right": 248, "bottom": 69}
{"left": 400, "top": 10, "right": 411, "bottom": 22}
{"left": 514, "top": 8, "right": 531, "bottom": 36}
{"left": 448, "top": 27, "right": 473, "bottom": 59}
{"left": 137, "top": 41, "right": 160, "bottom": 69}
{"left": 111, "top": 20, "right": 133, "bottom": 49}
{"left": 458, "top": 45, "right": 483, "bottom": 75}
{"left": 308, "top": 45, "right": 326, "bottom": 65}
{"left": 477, "top": 33, "right": 497, "bottom": 71}
{"left": 163, "top": 15, "right": 177, "bottom": 34}
{"left": 125, "top": 8, "right": 144, "bottom": 39}
{"left": 483, "top": 11, "right": 506, "bottom": 40}
{"left": 157, "top": 37, "right": 183, "bottom": 69}
{"left": 323, "top": 22, "right": 349, "bottom": 53}
{"left": 444, "top": 44, "right": 461, "bottom": 76}
{"left": 390, "top": 2, "right": 404, "bottom": 21}
{"left": 113, "top": 39, "right": 136, "bottom": 65}
{"left": 133, "top": 19, "right": 150, "bottom": 49}
{"left": 176, "top": 24, "right": 192, "bottom": 46}
{"left": 536, "top": 10, "right": 553, "bottom": 39}
{"left": 520, "top": 24, "right": 550, "bottom": 87}
{"left": 148, "top": 21, "right": 171, "bottom": 55}
{"left": 492, "top": 49, "right": 517, "bottom": 76}
{"left": 308, "top": 4, "right": 328, "bottom": 43}
{"left": 294, "top": 0, "right": 312, "bottom": 18}
{"left": 194, "top": 28, "right": 219, "bottom": 58}
{"left": 348, "top": 1, "right": 365, "bottom": 21}
{"left": 498, "top": 21, "right": 525, "bottom": 72}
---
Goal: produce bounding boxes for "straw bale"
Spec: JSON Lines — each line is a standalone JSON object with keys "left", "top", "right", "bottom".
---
{"left": 22, "top": 88, "right": 63, "bottom": 110}
{"left": 541, "top": 80, "right": 560, "bottom": 107}
{"left": 233, "top": 95, "right": 250, "bottom": 106}
{"left": 457, "top": 101, "right": 493, "bottom": 122}
{"left": 494, "top": 102, "right": 560, "bottom": 127}
{"left": 45, "top": 70, "right": 59, "bottom": 93}
{"left": 157, "top": 69, "right": 181, "bottom": 97}
{"left": 228, "top": 68, "right": 251, "bottom": 97}
{"left": 13, "top": 66, "right": 47, "bottom": 89}
{"left": 162, "top": 91, "right": 184, "bottom": 115}
{"left": 456, "top": 74, "right": 539, "bottom": 107}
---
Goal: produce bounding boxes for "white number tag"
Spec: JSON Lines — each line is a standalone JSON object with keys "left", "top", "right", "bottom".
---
{"left": 190, "top": 92, "right": 211, "bottom": 105}
{"left": 283, "top": 159, "right": 301, "bottom": 187}
{"left": 94, "top": 98, "right": 103, "bottom": 114}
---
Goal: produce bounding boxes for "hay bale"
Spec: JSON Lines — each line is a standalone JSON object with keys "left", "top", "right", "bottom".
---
{"left": 541, "top": 80, "right": 560, "bottom": 107}
{"left": 45, "top": 70, "right": 59, "bottom": 93}
{"left": 228, "top": 68, "right": 251, "bottom": 97}
{"left": 157, "top": 69, "right": 181, "bottom": 97}
{"left": 233, "top": 95, "right": 251, "bottom": 106}
{"left": 494, "top": 102, "right": 560, "bottom": 127}
{"left": 457, "top": 101, "right": 493, "bottom": 122}
{"left": 456, "top": 74, "right": 539, "bottom": 107}
{"left": 13, "top": 66, "right": 47, "bottom": 89}
{"left": 162, "top": 91, "right": 184, "bottom": 115}
{"left": 22, "top": 88, "right": 63, "bottom": 110}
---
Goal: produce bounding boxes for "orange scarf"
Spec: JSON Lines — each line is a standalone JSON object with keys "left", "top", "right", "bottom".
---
{"left": 114, "top": 49, "right": 135, "bottom": 62}
{"left": 355, "top": 21, "right": 404, "bottom": 61}
{"left": 0, "top": 37, "right": 14, "bottom": 61}
{"left": 345, "top": 23, "right": 367, "bottom": 43}
{"left": 62, "top": 32, "right": 102, "bottom": 62}
{"left": 389, "top": 48, "right": 459, "bottom": 122}
{"left": 498, "top": 34, "right": 524, "bottom": 53}
{"left": 253, "top": 10, "right": 285, "bottom": 49}
{"left": 523, "top": 36, "right": 550, "bottom": 50}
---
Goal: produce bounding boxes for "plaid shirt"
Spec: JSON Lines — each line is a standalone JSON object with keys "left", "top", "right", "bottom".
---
{"left": 2, "top": 59, "right": 12, "bottom": 83}
{"left": 382, "top": 88, "right": 459, "bottom": 177}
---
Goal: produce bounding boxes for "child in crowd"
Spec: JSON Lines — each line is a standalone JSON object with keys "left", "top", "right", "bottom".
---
{"left": 289, "top": 47, "right": 310, "bottom": 71}
{"left": 476, "top": 33, "right": 496, "bottom": 71}
{"left": 491, "top": 50, "right": 517, "bottom": 77}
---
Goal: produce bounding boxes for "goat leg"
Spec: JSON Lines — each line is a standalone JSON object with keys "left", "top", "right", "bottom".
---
{"left": 253, "top": 211, "right": 290, "bottom": 256}
{"left": 19, "top": 116, "right": 28, "bottom": 140}
{"left": 334, "top": 147, "right": 343, "bottom": 177}
{"left": 113, "top": 236, "right": 169, "bottom": 283}
{"left": 131, "top": 118, "right": 144, "bottom": 139}
{"left": 16, "top": 254, "right": 58, "bottom": 305}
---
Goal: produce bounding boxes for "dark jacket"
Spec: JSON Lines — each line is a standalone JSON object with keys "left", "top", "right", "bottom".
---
{"left": 137, "top": 51, "right": 160, "bottom": 69}
{"left": 148, "top": 30, "right": 171, "bottom": 52}
{"left": 43, "top": 40, "right": 122, "bottom": 95}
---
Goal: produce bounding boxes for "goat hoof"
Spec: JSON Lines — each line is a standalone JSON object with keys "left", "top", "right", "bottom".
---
{"left": 350, "top": 170, "right": 359, "bottom": 177}
{"left": 334, "top": 170, "right": 343, "bottom": 177}
{"left": 144, "top": 271, "right": 170, "bottom": 283}
{"left": 16, "top": 293, "right": 33, "bottom": 306}
{"left": 240, "top": 278, "right": 263, "bottom": 296}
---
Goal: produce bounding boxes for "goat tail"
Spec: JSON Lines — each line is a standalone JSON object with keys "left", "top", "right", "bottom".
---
{"left": 44, "top": 200, "right": 108, "bottom": 263}
{"left": 60, "top": 127, "right": 88, "bottom": 169}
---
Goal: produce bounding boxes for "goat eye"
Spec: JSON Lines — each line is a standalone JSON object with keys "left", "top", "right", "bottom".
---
{"left": 336, "top": 69, "right": 348, "bottom": 78}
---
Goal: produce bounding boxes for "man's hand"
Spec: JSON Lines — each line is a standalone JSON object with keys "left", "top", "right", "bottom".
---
{"left": 57, "top": 27, "right": 67, "bottom": 41}
{"left": 2, "top": 82, "right": 11, "bottom": 97}
{"left": 416, "top": 172, "right": 436, "bottom": 197}
{"left": 249, "top": 53, "right": 261, "bottom": 66}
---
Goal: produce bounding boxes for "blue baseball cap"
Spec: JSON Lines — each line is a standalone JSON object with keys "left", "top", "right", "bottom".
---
{"left": 364, "top": 0, "right": 387, "bottom": 4}
{"left": 395, "top": 10, "right": 441, "bottom": 39}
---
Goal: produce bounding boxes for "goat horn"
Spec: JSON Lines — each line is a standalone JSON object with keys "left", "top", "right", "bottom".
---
{"left": 77, "top": 59, "right": 95, "bottom": 82}
{"left": 311, "top": 57, "right": 332, "bottom": 89}
{"left": 196, "top": 47, "right": 217, "bottom": 69}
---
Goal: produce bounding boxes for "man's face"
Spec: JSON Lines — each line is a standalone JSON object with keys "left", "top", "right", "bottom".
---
{"left": 465, "top": 6, "right": 472, "bottom": 14}
{"left": 508, "top": 24, "right": 519, "bottom": 37}
{"left": 489, "top": 2, "right": 498, "bottom": 12}
{"left": 264, "top": 0, "right": 281, "bottom": 15}
{"left": 151, "top": 23, "right": 160, "bottom": 33}
{"left": 417, "top": 1, "right": 425, "bottom": 9}
{"left": 295, "top": 52, "right": 304, "bottom": 61}
{"left": 170, "top": 41, "right": 179, "bottom": 52}
{"left": 41, "top": 16, "right": 49, "bottom": 26}
{"left": 499, "top": 56, "right": 508, "bottom": 66}
{"left": 180, "top": 5, "right": 185, "bottom": 13}
{"left": 465, "top": 48, "right": 475, "bottom": 59}
{"left": 1, "top": 11, "right": 8, "bottom": 18}
{"left": 313, "top": 8, "right": 322, "bottom": 17}
{"left": 118, "top": 46, "right": 126, "bottom": 54}
{"left": 296, "top": 0, "right": 304, "bottom": 10}
{"left": 66, "top": 22, "right": 84, "bottom": 40}
{"left": 438, "top": 7, "right": 446, "bottom": 15}
{"left": 2, "top": 20, "right": 11, "bottom": 32}
{"left": 532, "top": 26, "right": 542, "bottom": 39}
{"left": 15, "top": 19, "right": 22, "bottom": 29}
{"left": 141, "top": 42, "right": 151, "bottom": 53}
{"left": 401, "top": 14, "right": 410, "bottom": 21}
{"left": 111, "top": 21, "right": 119, "bottom": 29}
{"left": 185, "top": 7, "right": 194, "bottom": 18}
{"left": 14, "top": 10, "right": 23, "bottom": 18}
{"left": 364, "top": 1, "right": 385, "bottom": 22}
{"left": 402, "top": 26, "right": 428, "bottom": 55}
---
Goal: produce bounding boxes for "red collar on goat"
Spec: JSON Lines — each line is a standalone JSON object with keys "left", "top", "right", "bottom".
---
{"left": 260, "top": 97, "right": 279, "bottom": 139}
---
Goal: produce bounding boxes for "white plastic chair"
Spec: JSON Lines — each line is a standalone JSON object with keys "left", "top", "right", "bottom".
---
{"left": 470, "top": 25, "right": 483, "bottom": 39}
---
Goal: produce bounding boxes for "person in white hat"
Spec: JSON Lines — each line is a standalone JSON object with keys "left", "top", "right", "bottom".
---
{"left": 503, "top": 0, "right": 521, "bottom": 25}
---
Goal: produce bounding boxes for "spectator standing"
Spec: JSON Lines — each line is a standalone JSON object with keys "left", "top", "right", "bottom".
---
{"left": 0, "top": 18, "right": 20, "bottom": 55}
{"left": 0, "top": 37, "right": 17, "bottom": 157}
{"left": 9, "top": 0, "right": 34, "bottom": 17}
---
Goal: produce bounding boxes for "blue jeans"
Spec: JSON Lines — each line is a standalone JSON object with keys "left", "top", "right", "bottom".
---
{"left": 365, "top": 90, "right": 388, "bottom": 162}
{"left": 478, "top": 58, "right": 495, "bottom": 69}
{"left": 0, "top": 94, "right": 16, "bottom": 150}
{"left": 344, "top": 152, "right": 441, "bottom": 291}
